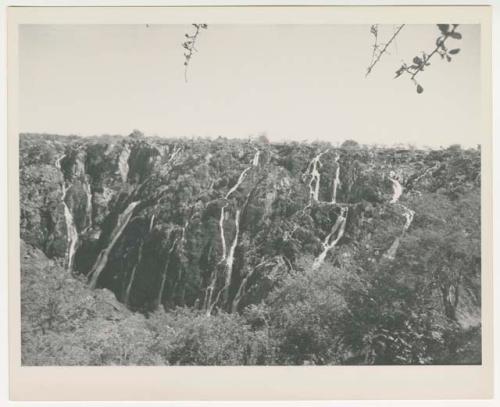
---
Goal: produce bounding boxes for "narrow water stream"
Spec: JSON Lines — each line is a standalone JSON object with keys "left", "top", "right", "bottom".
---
{"left": 88, "top": 201, "right": 140, "bottom": 288}
{"left": 55, "top": 154, "right": 79, "bottom": 272}
{"left": 385, "top": 172, "right": 415, "bottom": 260}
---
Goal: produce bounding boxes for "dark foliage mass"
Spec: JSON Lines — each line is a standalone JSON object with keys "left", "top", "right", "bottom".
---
{"left": 20, "top": 133, "right": 481, "bottom": 365}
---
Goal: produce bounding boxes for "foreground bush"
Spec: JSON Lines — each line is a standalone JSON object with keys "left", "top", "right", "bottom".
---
{"left": 147, "top": 307, "right": 275, "bottom": 365}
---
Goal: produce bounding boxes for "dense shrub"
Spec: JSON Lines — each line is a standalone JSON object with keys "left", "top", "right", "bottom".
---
{"left": 21, "top": 241, "right": 159, "bottom": 365}
{"left": 147, "top": 307, "right": 275, "bottom": 365}
{"left": 262, "top": 264, "right": 350, "bottom": 365}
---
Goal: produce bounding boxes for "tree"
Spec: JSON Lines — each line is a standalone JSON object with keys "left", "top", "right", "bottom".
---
{"left": 128, "top": 129, "right": 145, "bottom": 139}
{"left": 341, "top": 139, "right": 359, "bottom": 150}
{"left": 257, "top": 133, "right": 270, "bottom": 144}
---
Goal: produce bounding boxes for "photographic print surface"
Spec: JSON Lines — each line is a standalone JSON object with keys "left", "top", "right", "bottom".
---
{"left": 19, "top": 23, "right": 481, "bottom": 366}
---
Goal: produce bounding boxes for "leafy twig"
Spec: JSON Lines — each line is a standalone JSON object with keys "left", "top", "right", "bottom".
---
{"left": 182, "top": 24, "right": 208, "bottom": 83}
{"left": 394, "top": 24, "right": 462, "bottom": 94}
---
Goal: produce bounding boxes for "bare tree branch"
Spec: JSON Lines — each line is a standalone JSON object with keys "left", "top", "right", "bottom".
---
{"left": 366, "top": 24, "right": 405, "bottom": 77}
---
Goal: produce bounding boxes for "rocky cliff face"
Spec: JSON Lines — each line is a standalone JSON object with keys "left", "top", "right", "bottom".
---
{"left": 19, "top": 134, "right": 481, "bottom": 331}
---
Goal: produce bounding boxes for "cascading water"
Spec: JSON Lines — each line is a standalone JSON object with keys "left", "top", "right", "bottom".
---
{"left": 219, "top": 205, "right": 228, "bottom": 260}
{"left": 205, "top": 149, "right": 259, "bottom": 313}
{"left": 384, "top": 171, "right": 415, "bottom": 260}
{"left": 306, "top": 150, "right": 328, "bottom": 203}
{"left": 402, "top": 208, "right": 415, "bottom": 231}
{"left": 312, "top": 206, "right": 348, "bottom": 270}
{"left": 331, "top": 153, "right": 341, "bottom": 204}
{"left": 224, "top": 209, "right": 241, "bottom": 285}
{"left": 125, "top": 213, "right": 157, "bottom": 306}
{"left": 124, "top": 240, "right": 144, "bottom": 306}
{"left": 88, "top": 201, "right": 140, "bottom": 288}
{"left": 300, "top": 150, "right": 349, "bottom": 270}
{"left": 156, "top": 233, "right": 180, "bottom": 309}
{"left": 117, "top": 144, "right": 131, "bottom": 183}
{"left": 252, "top": 148, "right": 260, "bottom": 166}
{"left": 389, "top": 171, "right": 403, "bottom": 203}
{"left": 83, "top": 177, "right": 93, "bottom": 231}
{"left": 55, "top": 154, "right": 79, "bottom": 272}
{"left": 149, "top": 214, "right": 155, "bottom": 232}
{"left": 219, "top": 165, "right": 252, "bottom": 261}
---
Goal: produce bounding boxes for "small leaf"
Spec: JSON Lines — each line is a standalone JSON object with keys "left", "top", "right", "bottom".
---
{"left": 413, "top": 56, "right": 422, "bottom": 65}
{"left": 446, "top": 55, "right": 452, "bottom": 62}
{"left": 450, "top": 32, "right": 462, "bottom": 40}
{"left": 416, "top": 84, "right": 424, "bottom": 94}
{"left": 449, "top": 48, "right": 461, "bottom": 55}
{"left": 437, "top": 24, "right": 450, "bottom": 34}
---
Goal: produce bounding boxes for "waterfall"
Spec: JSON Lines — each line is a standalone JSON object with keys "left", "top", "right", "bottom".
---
{"left": 225, "top": 209, "right": 241, "bottom": 286}
{"left": 124, "top": 214, "right": 157, "bottom": 306}
{"left": 389, "top": 172, "right": 403, "bottom": 203}
{"left": 231, "top": 259, "right": 272, "bottom": 313}
{"left": 168, "top": 146, "right": 182, "bottom": 164}
{"left": 219, "top": 165, "right": 252, "bottom": 261}
{"left": 226, "top": 166, "right": 252, "bottom": 199}
{"left": 156, "top": 234, "right": 180, "bottom": 309}
{"left": 402, "top": 207, "right": 415, "bottom": 231}
{"left": 384, "top": 236, "right": 401, "bottom": 260}
{"left": 384, "top": 171, "right": 415, "bottom": 260}
{"left": 306, "top": 150, "right": 328, "bottom": 203}
{"left": 124, "top": 239, "right": 144, "bottom": 306}
{"left": 312, "top": 206, "right": 348, "bottom": 270}
{"left": 118, "top": 144, "right": 131, "bottom": 183}
{"left": 211, "top": 208, "right": 240, "bottom": 310}
{"left": 252, "top": 149, "right": 260, "bottom": 167}
{"left": 88, "top": 201, "right": 140, "bottom": 288}
{"left": 83, "top": 177, "right": 93, "bottom": 230}
{"left": 149, "top": 214, "right": 155, "bottom": 232}
{"left": 55, "top": 154, "right": 79, "bottom": 272}
{"left": 206, "top": 153, "right": 257, "bottom": 313}
{"left": 331, "top": 153, "right": 341, "bottom": 204}
{"left": 219, "top": 204, "right": 228, "bottom": 260}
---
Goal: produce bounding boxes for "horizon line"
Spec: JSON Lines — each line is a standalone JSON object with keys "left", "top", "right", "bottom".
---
{"left": 19, "top": 131, "right": 480, "bottom": 151}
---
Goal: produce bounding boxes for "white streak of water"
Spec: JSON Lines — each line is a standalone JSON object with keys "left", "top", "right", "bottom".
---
{"left": 55, "top": 154, "right": 79, "bottom": 272}
{"left": 332, "top": 153, "right": 341, "bottom": 204}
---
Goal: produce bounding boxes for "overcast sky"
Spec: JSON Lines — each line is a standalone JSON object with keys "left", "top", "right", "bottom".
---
{"left": 19, "top": 24, "right": 480, "bottom": 147}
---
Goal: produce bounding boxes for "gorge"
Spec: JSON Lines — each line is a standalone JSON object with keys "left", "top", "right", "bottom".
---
{"left": 19, "top": 133, "right": 482, "bottom": 365}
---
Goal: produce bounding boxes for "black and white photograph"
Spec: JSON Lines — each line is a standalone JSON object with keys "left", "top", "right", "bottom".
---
{"left": 16, "top": 20, "right": 484, "bottom": 369}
